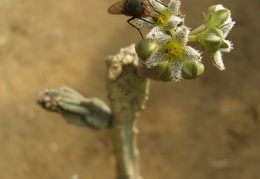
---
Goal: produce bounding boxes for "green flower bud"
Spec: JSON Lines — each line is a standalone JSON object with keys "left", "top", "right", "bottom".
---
{"left": 197, "top": 27, "right": 224, "bottom": 53}
{"left": 205, "top": 5, "right": 220, "bottom": 14}
{"left": 135, "top": 39, "right": 159, "bottom": 61}
{"left": 182, "top": 60, "right": 204, "bottom": 79}
{"left": 152, "top": 61, "right": 172, "bottom": 82}
{"left": 204, "top": 5, "right": 231, "bottom": 28}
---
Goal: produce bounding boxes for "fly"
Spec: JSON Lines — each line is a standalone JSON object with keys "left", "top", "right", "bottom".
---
{"left": 108, "top": 0, "right": 167, "bottom": 38}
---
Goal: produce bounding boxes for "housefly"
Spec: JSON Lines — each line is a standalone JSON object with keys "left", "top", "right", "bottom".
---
{"left": 108, "top": 0, "right": 166, "bottom": 38}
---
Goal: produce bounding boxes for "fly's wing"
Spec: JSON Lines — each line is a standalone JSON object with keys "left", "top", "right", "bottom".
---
{"left": 108, "top": 0, "right": 125, "bottom": 15}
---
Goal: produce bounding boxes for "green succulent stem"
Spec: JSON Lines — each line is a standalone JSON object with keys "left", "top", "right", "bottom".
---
{"left": 188, "top": 35, "right": 198, "bottom": 42}
{"left": 106, "top": 45, "right": 150, "bottom": 179}
{"left": 190, "top": 24, "right": 206, "bottom": 35}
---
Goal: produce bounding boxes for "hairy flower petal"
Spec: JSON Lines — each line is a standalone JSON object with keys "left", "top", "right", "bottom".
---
{"left": 220, "top": 40, "right": 233, "bottom": 52}
{"left": 150, "top": 0, "right": 167, "bottom": 12}
{"left": 173, "top": 26, "right": 190, "bottom": 45}
{"left": 146, "top": 26, "right": 171, "bottom": 46}
{"left": 212, "top": 51, "right": 225, "bottom": 70}
{"left": 170, "top": 61, "right": 183, "bottom": 81}
{"left": 222, "top": 21, "right": 235, "bottom": 38}
{"left": 134, "top": 18, "right": 154, "bottom": 29}
{"left": 145, "top": 50, "right": 164, "bottom": 68}
{"left": 166, "top": 15, "right": 183, "bottom": 29}
{"left": 183, "top": 46, "right": 202, "bottom": 61}
{"left": 168, "top": 0, "right": 181, "bottom": 14}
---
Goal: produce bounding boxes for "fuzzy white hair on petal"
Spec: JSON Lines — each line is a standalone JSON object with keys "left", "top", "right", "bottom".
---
{"left": 220, "top": 40, "right": 233, "bottom": 53}
{"left": 170, "top": 61, "right": 183, "bottom": 81}
{"left": 212, "top": 51, "right": 225, "bottom": 70}
{"left": 168, "top": 0, "right": 181, "bottom": 14}
{"left": 145, "top": 50, "right": 164, "bottom": 68}
{"left": 146, "top": 27, "right": 171, "bottom": 46}
{"left": 222, "top": 21, "right": 235, "bottom": 38}
{"left": 183, "top": 46, "right": 202, "bottom": 61}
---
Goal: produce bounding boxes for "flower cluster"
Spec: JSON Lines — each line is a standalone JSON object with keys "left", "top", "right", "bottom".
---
{"left": 134, "top": 0, "right": 235, "bottom": 81}
{"left": 192, "top": 4, "right": 235, "bottom": 70}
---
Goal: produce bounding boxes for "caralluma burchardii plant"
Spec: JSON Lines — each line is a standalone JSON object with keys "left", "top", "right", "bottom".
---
{"left": 37, "top": 0, "right": 235, "bottom": 178}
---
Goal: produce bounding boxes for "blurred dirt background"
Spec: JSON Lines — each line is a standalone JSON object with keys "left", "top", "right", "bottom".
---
{"left": 0, "top": 0, "right": 259, "bottom": 178}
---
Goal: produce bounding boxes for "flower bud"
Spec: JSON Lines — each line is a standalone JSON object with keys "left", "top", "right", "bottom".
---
{"left": 182, "top": 60, "right": 204, "bottom": 79}
{"left": 197, "top": 27, "right": 224, "bottom": 53}
{"left": 152, "top": 61, "right": 173, "bottom": 82}
{"left": 204, "top": 5, "right": 231, "bottom": 28}
{"left": 135, "top": 39, "right": 159, "bottom": 61}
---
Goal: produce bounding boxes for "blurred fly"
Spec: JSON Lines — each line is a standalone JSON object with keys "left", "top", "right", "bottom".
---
{"left": 108, "top": 0, "right": 166, "bottom": 38}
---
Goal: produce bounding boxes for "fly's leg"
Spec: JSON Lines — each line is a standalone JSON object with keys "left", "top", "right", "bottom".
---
{"left": 127, "top": 17, "right": 144, "bottom": 39}
{"left": 127, "top": 16, "right": 154, "bottom": 39}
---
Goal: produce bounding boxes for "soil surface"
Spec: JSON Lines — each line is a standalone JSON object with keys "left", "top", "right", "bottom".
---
{"left": 0, "top": 0, "right": 259, "bottom": 178}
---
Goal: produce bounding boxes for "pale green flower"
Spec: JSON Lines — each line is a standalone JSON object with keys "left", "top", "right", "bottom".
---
{"left": 198, "top": 4, "right": 235, "bottom": 70}
{"left": 137, "top": 26, "right": 202, "bottom": 81}
{"left": 135, "top": 0, "right": 183, "bottom": 31}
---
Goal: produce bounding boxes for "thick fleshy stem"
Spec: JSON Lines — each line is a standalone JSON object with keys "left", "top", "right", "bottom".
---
{"left": 106, "top": 45, "right": 150, "bottom": 179}
{"left": 188, "top": 35, "right": 198, "bottom": 42}
{"left": 190, "top": 24, "right": 206, "bottom": 35}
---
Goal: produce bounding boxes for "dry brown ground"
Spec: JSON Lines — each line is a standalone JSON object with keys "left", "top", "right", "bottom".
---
{"left": 0, "top": 0, "right": 259, "bottom": 178}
